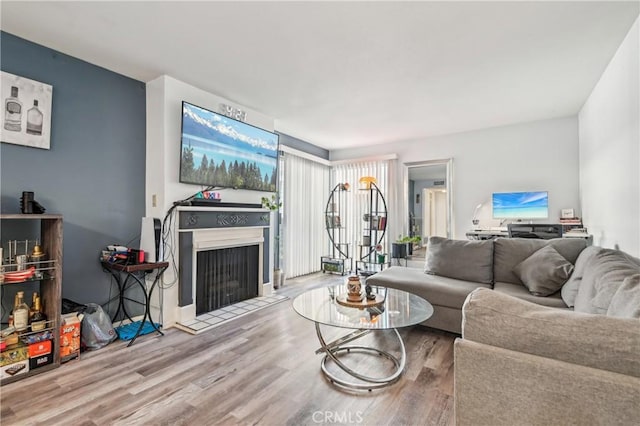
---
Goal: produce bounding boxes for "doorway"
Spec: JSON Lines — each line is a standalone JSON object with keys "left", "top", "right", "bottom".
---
{"left": 423, "top": 187, "right": 448, "bottom": 238}
{"left": 405, "top": 159, "right": 453, "bottom": 247}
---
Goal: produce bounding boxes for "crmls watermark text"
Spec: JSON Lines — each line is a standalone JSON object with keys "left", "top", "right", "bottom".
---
{"left": 312, "top": 411, "right": 364, "bottom": 424}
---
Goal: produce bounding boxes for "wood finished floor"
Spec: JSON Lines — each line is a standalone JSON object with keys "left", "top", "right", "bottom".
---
{"left": 0, "top": 273, "right": 457, "bottom": 426}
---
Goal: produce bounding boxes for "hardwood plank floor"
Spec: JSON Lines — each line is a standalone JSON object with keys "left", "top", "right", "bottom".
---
{"left": 0, "top": 273, "right": 457, "bottom": 426}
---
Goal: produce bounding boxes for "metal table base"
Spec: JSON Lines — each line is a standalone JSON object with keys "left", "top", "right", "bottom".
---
{"left": 314, "top": 323, "right": 406, "bottom": 391}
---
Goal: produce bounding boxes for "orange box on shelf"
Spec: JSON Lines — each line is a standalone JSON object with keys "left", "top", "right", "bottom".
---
{"left": 60, "top": 313, "right": 81, "bottom": 362}
{"left": 29, "top": 340, "right": 52, "bottom": 358}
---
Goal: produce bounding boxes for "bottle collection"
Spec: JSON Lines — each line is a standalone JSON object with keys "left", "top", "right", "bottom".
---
{"left": 1, "top": 290, "right": 54, "bottom": 379}
{"left": 6, "top": 291, "right": 49, "bottom": 333}
{"left": 1, "top": 238, "right": 56, "bottom": 381}
{"left": 0, "top": 214, "right": 62, "bottom": 382}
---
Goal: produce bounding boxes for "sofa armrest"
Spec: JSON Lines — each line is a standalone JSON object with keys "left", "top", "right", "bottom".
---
{"left": 462, "top": 288, "right": 640, "bottom": 377}
{"left": 454, "top": 339, "right": 640, "bottom": 426}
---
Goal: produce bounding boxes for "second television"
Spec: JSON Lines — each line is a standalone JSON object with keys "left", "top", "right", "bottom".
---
{"left": 492, "top": 191, "right": 549, "bottom": 219}
{"left": 180, "top": 101, "right": 279, "bottom": 192}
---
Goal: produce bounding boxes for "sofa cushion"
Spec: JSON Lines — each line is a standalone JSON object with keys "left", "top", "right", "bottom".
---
{"left": 561, "top": 246, "right": 605, "bottom": 307}
{"left": 366, "top": 266, "right": 491, "bottom": 309}
{"left": 607, "top": 274, "right": 640, "bottom": 319}
{"left": 513, "top": 245, "right": 574, "bottom": 296}
{"left": 493, "top": 282, "right": 568, "bottom": 308}
{"left": 493, "top": 238, "right": 587, "bottom": 285}
{"left": 425, "top": 236, "right": 494, "bottom": 284}
{"left": 575, "top": 249, "right": 640, "bottom": 315}
{"left": 462, "top": 287, "right": 640, "bottom": 378}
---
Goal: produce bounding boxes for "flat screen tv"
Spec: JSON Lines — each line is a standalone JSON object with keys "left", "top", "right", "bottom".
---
{"left": 180, "top": 101, "right": 279, "bottom": 192}
{"left": 492, "top": 191, "right": 548, "bottom": 219}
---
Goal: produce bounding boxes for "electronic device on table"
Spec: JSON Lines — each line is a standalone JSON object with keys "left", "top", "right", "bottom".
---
{"left": 492, "top": 191, "right": 548, "bottom": 220}
{"left": 140, "top": 217, "right": 162, "bottom": 263}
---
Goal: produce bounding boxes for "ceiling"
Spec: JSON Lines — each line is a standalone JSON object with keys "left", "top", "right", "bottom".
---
{"left": 1, "top": 1, "right": 638, "bottom": 151}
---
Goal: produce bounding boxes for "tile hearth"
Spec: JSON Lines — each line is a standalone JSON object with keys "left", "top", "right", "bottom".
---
{"left": 175, "top": 294, "right": 288, "bottom": 334}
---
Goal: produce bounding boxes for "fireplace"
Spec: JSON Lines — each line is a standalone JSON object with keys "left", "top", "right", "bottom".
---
{"left": 195, "top": 245, "right": 259, "bottom": 314}
{"left": 175, "top": 206, "right": 271, "bottom": 325}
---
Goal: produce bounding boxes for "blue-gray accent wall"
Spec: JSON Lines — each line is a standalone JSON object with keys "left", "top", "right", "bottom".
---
{"left": 0, "top": 32, "right": 146, "bottom": 312}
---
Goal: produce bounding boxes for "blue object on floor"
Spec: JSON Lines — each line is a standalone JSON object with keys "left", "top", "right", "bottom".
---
{"left": 115, "top": 321, "right": 161, "bottom": 340}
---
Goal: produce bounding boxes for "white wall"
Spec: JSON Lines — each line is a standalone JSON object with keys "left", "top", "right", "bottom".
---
{"left": 331, "top": 117, "right": 581, "bottom": 240}
{"left": 146, "top": 75, "right": 275, "bottom": 218}
{"left": 579, "top": 18, "right": 639, "bottom": 257}
{"left": 146, "top": 75, "right": 276, "bottom": 326}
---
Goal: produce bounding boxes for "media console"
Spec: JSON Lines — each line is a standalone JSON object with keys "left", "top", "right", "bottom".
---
{"left": 188, "top": 200, "right": 262, "bottom": 208}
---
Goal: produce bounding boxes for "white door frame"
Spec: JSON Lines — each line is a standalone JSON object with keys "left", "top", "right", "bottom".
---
{"left": 403, "top": 158, "right": 454, "bottom": 239}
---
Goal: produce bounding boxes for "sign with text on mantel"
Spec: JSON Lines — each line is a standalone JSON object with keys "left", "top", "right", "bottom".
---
{"left": 219, "top": 103, "right": 247, "bottom": 122}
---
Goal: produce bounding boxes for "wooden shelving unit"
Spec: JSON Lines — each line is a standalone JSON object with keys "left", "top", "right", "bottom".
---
{"left": 1, "top": 214, "right": 62, "bottom": 384}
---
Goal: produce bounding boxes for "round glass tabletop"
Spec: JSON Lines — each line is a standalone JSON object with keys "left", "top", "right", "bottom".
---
{"left": 292, "top": 284, "right": 433, "bottom": 330}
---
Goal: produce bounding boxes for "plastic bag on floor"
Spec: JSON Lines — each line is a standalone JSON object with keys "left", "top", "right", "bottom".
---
{"left": 81, "top": 303, "right": 117, "bottom": 350}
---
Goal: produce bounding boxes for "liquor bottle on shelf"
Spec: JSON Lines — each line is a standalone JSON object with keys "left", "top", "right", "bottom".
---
{"left": 13, "top": 291, "right": 30, "bottom": 331}
{"left": 26, "top": 99, "right": 43, "bottom": 135}
{"left": 8, "top": 293, "right": 19, "bottom": 327}
{"left": 29, "top": 292, "right": 39, "bottom": 320}
{"left": 30, "top": 296, "right": 47, "bottom": 331}
{"left": 4, "top": 86, "right": 22, "bottom": 132}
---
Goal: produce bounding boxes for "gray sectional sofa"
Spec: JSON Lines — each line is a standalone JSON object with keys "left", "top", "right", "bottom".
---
{"left": 366, "top": 236, "right": 639, "bottom": 332}
{"left": 368, "top": 235, "right": 640, "bottom": 424}
{"left": 455, "top": 287, "right": 640, "bottom": 425}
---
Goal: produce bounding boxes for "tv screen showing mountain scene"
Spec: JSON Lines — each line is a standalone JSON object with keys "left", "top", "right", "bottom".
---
{"left": 492, "top": 191, "right": 548, "bottom": 219}
{"left": 180, "top": 101, "right": 279, "bottom": 192}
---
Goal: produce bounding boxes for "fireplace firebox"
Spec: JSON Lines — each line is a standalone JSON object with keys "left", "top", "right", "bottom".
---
{"left": 195, "top": 245, "right": 259, "bottom": 314}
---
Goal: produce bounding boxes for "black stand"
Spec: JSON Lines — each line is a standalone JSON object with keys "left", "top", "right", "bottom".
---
{"left": 101, "top": 261, "right": 168, "bottom": 346}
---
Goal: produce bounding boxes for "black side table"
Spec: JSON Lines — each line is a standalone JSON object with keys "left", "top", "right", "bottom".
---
{"left": 101, "top": 261, "right": 168, "bottom": 346}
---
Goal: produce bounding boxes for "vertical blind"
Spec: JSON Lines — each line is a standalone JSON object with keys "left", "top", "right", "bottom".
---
{"left": 281, "top": 151, "right": 330, "bottom": 278}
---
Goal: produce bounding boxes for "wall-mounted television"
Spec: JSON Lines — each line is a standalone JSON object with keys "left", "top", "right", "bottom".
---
{"left": 492, "top": 191, "right": 548, "bottom": 219}
{"left": 180, "top": 101, "right": 279, "bottom": 192}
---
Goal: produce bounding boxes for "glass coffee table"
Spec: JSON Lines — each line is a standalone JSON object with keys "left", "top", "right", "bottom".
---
{"left": 292, "top": 284, "right": 433, "bottom": 391}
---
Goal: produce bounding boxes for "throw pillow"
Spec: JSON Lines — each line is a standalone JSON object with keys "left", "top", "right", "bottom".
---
{"left": 493, "top": 238, "right": 586, "bottom": 285}
{"left": 425, "top": 236, "right": 494, "bottom": 284}
{"left": 574, "top": 249, "right": 640, "bottom": 315}
{"left": 513, "top": 245, "right": 574, "bottom": 296}
{"left": 561, "top": 246, "right": 604, "bottom": 307}
{"left": 607, "top": 274, "right": 640, "bottom": 319}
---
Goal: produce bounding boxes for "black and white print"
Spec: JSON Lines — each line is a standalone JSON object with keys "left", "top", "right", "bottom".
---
{"left": 1, "top": 71, "right": 53, "bottom": 150}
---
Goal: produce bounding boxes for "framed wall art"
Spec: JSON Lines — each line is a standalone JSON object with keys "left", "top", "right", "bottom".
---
{"left": 1, "top": 71, "right": 53, "bottom": 149}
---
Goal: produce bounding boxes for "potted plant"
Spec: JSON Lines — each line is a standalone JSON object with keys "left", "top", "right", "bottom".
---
{"left": 392, "top": 236, "right": 409, "bottom": 259}
{"left": 261, "top": 193, "right": 282, "bottom": 211}
{"left": 261, "top": 194, "right": 284, "bottom": 288}
{"left": 396, "top": 235, "right": 422, "bottom": 256}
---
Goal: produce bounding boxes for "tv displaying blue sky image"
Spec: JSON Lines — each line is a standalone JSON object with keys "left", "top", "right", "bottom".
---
{"left": 180, "top": 101, "right": 278, "bottom": 192}
{"left": 492, "top": 191, "right": 548, "bottom": 219}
